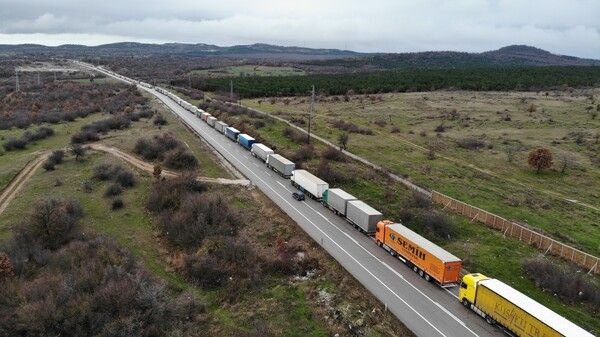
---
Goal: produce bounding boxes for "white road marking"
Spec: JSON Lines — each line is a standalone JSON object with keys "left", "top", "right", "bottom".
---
{"left": 87, "top": 64, "right": 480, "bottom": 337}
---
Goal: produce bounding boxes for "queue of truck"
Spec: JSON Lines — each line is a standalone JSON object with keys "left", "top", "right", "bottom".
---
{"left": 88, "top": 66, "right": 593, "bottom": 337}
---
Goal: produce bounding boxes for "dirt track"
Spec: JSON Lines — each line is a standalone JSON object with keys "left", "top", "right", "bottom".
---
{"left": 0, "top": 144, "right": 249, "bottom": 217}
{"left": 0, "top": 152, "right": 49, "bottom": 216}
{"left": 88, "top": 143, "right": 250, "bottom": 186}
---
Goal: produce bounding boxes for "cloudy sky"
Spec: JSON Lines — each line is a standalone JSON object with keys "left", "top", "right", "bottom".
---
{"left": 0, "top": 0, "right": 599, "bottom": 58}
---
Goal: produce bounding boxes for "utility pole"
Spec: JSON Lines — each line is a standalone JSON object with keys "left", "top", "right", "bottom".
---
{"left": 308, "top": 85, "right": 315, "bottom": 144}
{"left": 15, "top": 69, "right": 19, "bottom": 92}
{"left": 230, "top": 80, "right": 233, "bottom": 101}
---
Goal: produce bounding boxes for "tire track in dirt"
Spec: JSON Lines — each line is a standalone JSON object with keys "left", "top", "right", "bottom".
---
{"left": 0, "top": 151, "right": 50, "bottom": 216}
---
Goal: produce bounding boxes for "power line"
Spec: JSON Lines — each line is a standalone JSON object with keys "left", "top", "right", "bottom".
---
{"left": 308, "top": 85, "right": 315, "bottom": 144}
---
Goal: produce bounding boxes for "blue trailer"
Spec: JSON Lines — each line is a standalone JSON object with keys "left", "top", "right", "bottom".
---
{"left": 238, "top": 134, "right": 256, "bottom": 150}
{"left": 225, "top": 127, "right": 240, "bottom": 142}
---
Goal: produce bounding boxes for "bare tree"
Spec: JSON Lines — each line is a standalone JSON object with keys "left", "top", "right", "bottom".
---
{"left": 338, "top": 132, "right": 349, "bottom": 150}
{"left": 528, "top": 148, "right": 553, "bottom": 173}
{"left": 71, "top": 144, "right": 86, "bottom": 161}
{"left": 558, "top": 153, "right": 576, "bottom": 174}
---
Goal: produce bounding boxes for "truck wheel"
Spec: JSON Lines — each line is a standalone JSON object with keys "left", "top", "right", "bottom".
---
{"left": 424, "top": 274, "right": 431, "bottom": 282}
{"left": 376, "top": 240, "right": 382, "bottom": 247}
{"left": 462, "top": 299, "right": 470, "bottom": 307}
{"left": 485, "top": 315, "right": 495, "bottom": 325}
{"left": 419, "top": 270, "right": 425, "bottom": 278}
{"left": 413, "top": 266, "right": 419, "bottom": 273}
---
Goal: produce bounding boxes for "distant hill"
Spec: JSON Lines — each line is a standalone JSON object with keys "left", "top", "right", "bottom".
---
{"left": 0, "top": 42, "right": 359, "bottom": 60}
{"left": 307, "top": 45, "right": 600, "bottom": 68}
{"left": 0, "top": 42, "right": 597, "bottom": 67}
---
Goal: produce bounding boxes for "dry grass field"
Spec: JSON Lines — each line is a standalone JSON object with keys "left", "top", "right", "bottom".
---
{"left": 243, "top": 89, "right": 600, "bottom": 256}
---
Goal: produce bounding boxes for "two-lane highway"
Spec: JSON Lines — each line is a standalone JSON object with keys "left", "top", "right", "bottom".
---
{"left": 82, "top": 62, "right": 504, "bottom": 337}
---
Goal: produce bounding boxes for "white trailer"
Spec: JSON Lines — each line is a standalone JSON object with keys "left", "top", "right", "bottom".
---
{"left": 207, "top": 116, "right": 217, "bottom": 127}
{"left": 251, "top": 143, "right": 274, "bottom": 162}
{"left": 291, "top": 170, "right": 329, "bottom": 200}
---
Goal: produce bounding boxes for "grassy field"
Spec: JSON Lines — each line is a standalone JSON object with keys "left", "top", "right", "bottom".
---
{"left": 242, "top": 90, "right": 600, "bottom": 256}
{"left": 190, "top": 65, "right": 305, "bottom": 78}
{"left": 0, "top": 81, "right": 413, "bottom": 336}
{"left": 207, "top": 100, "right": 600, "bottom": 332}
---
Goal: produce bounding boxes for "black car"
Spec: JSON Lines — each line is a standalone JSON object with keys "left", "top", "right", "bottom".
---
{"left": 292, "top": 192, "right": 305, "bottom": 201}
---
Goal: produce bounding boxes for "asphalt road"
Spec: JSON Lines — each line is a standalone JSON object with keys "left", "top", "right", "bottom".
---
{"left": 81, "top": 62, "right": 505, "bottom": 337}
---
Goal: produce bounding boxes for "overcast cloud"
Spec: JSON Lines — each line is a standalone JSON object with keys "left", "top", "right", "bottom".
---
{"left": 0, "top": 0, "right": 599, "bottom": 58}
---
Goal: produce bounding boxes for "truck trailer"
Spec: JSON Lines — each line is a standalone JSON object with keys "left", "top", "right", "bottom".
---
{"left": 215, "top": 121, "right": 228, "bottom": 133}
{"left": 238, "top": 134, "right": 256, "bottom": 150}
{"left": 207, "top": 116, "right": 217, "bottom": 127}
{"left": 266, "top": 154, "right": 294, "bottom": 177}
{"left": 323, "top": 188, "right": 357, "bottom": 216}
{"left": 290, "top": 170, "right": 329, "bottom": 200}
{"left": 459, "top": 273, "right": 593, "bottom": 337}
{"left": 251, "top": 143, "right": 274, "bottom": 162}
{"left": 346, "top": 200, "right": 382, "bottom": 233}
{"left": 375, "top": 220, "right": 462, "bottom": 285}
{"left": 225, "top": 127, "right": 240, "bottom": 141}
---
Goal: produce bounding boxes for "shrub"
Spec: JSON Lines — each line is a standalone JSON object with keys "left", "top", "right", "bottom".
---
{"left": 163, "top": 148, "right": 198, "bottom": 170}
{"left": 182, "top": 254, "right": 227, "bottom": 289}
{"left": 42, "top": 159, "right": 56, "bottom": 171}
{"left": 321, "top": 146, "right": 346, "bottom": 161}
{"left": 104, "top": 183, "right": 123, "bottom": 197}
{"left": 14, "top": 198, "right": 83, "bottom": 250}
{"left": 412, "top": 191, "right": 432, "bottom": 209}
{"left": 115, "top": 168, "right": 136, "bottom": 187}
{"left": 71, "top": 130, "right": 99, "bottom": 144}
{"left": 153, "top": 114, "right": 168, "bottom": 125}
{"left": 71, "top": 144, "right": 86, "bottom": 161}
{"left": 291, "top": 144, "right": 315, "bottom": 163}
{"left": 419, "top": 210, "right": 455, "bottom": 238}
{"left": 456, "top": 137, "right": 486, "bottom": 150}
{"left": 92, "top": 163, "right": 114, "bottom": 181}
{"left": 0, "top": 251, "right": 15, "bottom": 281}
{"left": 330, "top": 119, "right": 373, "bottom": 135}
{"left": 3, "top": 138, "right": 27, "bottom": 151}
{"left": 111, "top": 198, "right": 124, "bottom": 210}
{"left": 282, "top": 126, "right": 308, "bottom": 143}
{"left": 523, "top": 257, "right": 600, "bottom": 308}
{"left": 49, "top": 150, "right": 64, "bottom": 165}
{"left": 147, "top": 175, "right": 206, "bottom": 213}
{"left": 315, "top": 159, "right": 348, "bottom": 184}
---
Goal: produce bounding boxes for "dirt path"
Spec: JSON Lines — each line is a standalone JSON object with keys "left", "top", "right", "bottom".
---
{"left": 0, "top": 152, "right": 49, "bottom": 216}
{"left": 0, "top": 144, "right": 250, "bottom": 217}
{"left": 88, "top": 143, "right": 251, "bottom": 186}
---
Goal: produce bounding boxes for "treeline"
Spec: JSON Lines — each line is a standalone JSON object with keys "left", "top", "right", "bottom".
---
{"left": 199, "top": 66, "right": 600, "bottom": 98}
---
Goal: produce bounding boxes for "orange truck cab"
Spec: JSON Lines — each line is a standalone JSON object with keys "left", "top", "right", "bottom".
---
{"left": 375, "top": 220, "right": 462, "bottom": 286}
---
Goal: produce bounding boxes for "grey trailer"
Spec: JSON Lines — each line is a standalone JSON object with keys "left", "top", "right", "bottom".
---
{"left": 346, "top": 200, "right": 383, "bottom": 234}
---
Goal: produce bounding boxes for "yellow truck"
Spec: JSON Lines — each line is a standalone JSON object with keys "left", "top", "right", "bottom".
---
{"left": 459, "top": 273, "right": 594, "bottom": 337}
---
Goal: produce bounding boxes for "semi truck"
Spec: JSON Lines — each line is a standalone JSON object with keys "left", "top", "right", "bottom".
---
{"left": 200, "top": 112, "right": 211, "bottom": 121}
{"left": 238, "top": 134, "right": 256, "bottom": 150}
{"left": 251, "top": 143, "right": 274, "bottom": 162}
{"left": 266, "top": 154, "right": 295, "bottom": 177}
{"left": 215, "top": 121, "right": 228, "bottom": 133}
{"left": 346, "top": 200, "right": 382, "bottom": 233}
{"left": 225, "top": 127, "right": 240, "bottom": 141}
{"left": 459, "top": 273, "right": 594, "bottom": 337}
{"left": 291, "top": 170, "right": 329, "bottom": 200}
{"left": 375, "top": 220, "right": 462, "bottom": 285}
{"left": 207, "top": 116, "right": 217, "bottom": 127}
{"left": 322, "top": 188, "right": 356, "bottom": 216}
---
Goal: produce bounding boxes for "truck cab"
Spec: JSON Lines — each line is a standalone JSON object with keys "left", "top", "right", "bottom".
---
{"left": 459, "top": 273, "right": 489, "bottom": 306}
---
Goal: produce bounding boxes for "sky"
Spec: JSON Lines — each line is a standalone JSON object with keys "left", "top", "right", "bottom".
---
{"left": 0, "top": 0, "right": 599, "bottom": 58}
